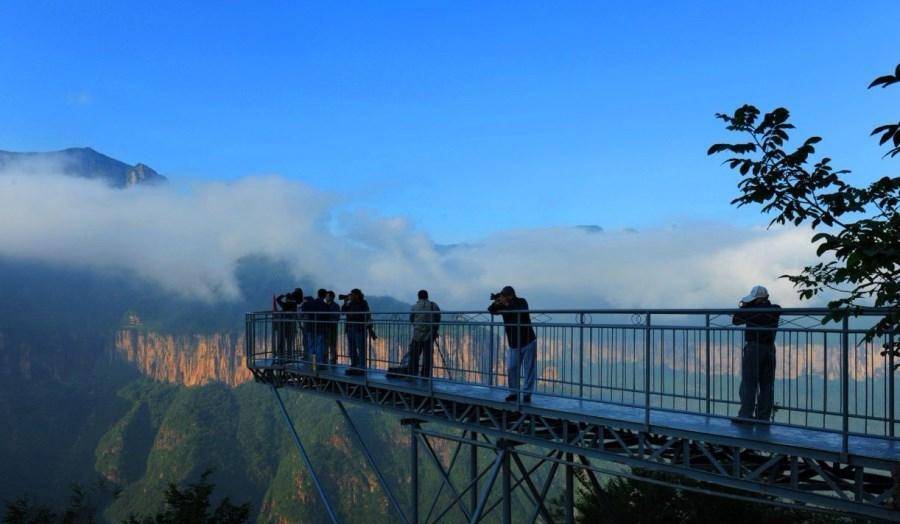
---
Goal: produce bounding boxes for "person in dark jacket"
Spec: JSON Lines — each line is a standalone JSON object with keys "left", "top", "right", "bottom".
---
{"left": 324, "top": 291, "right": 341, "bottom": 365}
{"left": 303, "top": 289, "right": 329, "bottom": 363}
{"left": 299, "top": 294, "right": 316, "bottom": 360}
{"left": 274, "top": 288, "right": 303, "bottom": 363}
{"left": 488, "top": 286, "right": 537, "bottom": 403}
{"left": 732, "top": 285, "right": 782, "bottom": 423}
{"left": 408, "top": 290, "right": 441, "bottom": 377}
{"left": 341, "top": 289, "right": 377, "bottom": 373}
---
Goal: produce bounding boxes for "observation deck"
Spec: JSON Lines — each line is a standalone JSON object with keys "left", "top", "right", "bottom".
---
{"left": 247, "top": 308, "right": 900, "bottom": 522}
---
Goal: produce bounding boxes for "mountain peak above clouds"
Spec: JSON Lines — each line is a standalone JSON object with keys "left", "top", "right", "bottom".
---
{"left": 0, "top": 147, "right": 167, "bottom": 188}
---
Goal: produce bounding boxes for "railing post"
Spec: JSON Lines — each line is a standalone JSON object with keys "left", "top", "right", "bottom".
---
{"left": 890, "top": 331, "right": 896, "bottom": 438}
{"left": 644, "top": 312, "right": 652, "bottom": 430}
{"left": 705, "top": 313, "right": 711, "bottom": 415}
{"left": 842, "top": 316, "right": 850, "bottom": 459}
{"left": 489, "top": 314, "right": 496, "bottom": 387}
{"left": 578, "top": 313, "right": 585, "bottom": 398}
{"left": 245, "top": 314, "right": 251, "bottom": 367}
{"left": 270, "top": 312, "right": 277, "bottom": 364}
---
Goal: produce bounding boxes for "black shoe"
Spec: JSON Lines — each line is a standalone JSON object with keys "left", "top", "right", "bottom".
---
{"left": 522, "top": 394, "right": 532, "bottom": 403}
{"left": 505, "top": 394, "right": 518, "bottom": 402}
{"left": 730, "top": 416, "right": 755, "bottom": 425}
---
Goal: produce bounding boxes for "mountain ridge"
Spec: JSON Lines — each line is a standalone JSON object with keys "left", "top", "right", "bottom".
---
{"left": 0, "top": 147, "right": 167, "bottom": 188}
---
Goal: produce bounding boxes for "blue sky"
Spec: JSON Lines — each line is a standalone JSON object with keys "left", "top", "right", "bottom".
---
{"left": 1, "top": 1, "right": 897, "bottom": 242}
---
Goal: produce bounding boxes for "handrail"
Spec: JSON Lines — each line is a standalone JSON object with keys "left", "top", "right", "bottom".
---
{"left": 250, "top": 306, "right": 895, "bottom": 316}
{"left": 246, "top": 306, "right": 899, "bottom": 445}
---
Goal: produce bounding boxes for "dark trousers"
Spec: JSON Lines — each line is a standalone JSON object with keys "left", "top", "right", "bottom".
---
{"left": 407, "top": 339, "right": 434, "bottom": 377}
{"left": 347, "top": 329, "right": 367, "bottom": 369}
{"left": 739, "top": 342, "right": 776, "bottom": 420}
{"left": 275, "top": 323, "right": 296, "bottom": 362}
{"left": 325, "top": 327, "right": 338, "bottom": 364}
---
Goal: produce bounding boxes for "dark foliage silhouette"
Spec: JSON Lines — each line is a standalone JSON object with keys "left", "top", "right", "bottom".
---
{"left": 559, "top": 468, "right": 869, "bottom": 524}
{"left": 708, "top": 64, "right": 899, "bottom": 363}
{"left": 122, "top": 471, "right": 249, "bottom": 524}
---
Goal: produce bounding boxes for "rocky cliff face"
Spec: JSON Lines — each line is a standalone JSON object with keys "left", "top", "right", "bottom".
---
{"left": 114, "top": 330, "right": 250, "bottom": 387}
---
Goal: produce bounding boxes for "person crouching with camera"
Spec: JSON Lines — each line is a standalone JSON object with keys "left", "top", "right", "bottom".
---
{"left": 340, "top": 288, "right": 377, "bottom": 375}
{"left": 488, "top": 286, "right": 537, "bottom": 403}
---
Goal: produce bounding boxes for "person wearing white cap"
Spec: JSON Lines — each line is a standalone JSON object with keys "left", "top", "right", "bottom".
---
{"left": 731, "top": 285, "right": 781, "bottom": 424}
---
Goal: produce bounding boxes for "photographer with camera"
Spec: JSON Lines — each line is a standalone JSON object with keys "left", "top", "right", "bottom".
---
{"left": 274, "top": 288, "right": 303, "bottom": 363}
{"left": 488, "top": 286, "right": 537, "bottom": 403}
{"left": 340, "top": 288, "right": 377, "bottom": 374}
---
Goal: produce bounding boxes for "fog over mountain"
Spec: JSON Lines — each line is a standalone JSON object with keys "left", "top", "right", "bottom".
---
{"left": 0, "top": 148, "right": 819, "bottom": 309}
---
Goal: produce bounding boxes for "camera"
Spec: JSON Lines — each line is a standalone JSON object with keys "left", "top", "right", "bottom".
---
{"left": 338, "top": 293, "right": 351, "bottom": 301}
{"left": 490, "top": 292, "right": 503, "bottom": 301}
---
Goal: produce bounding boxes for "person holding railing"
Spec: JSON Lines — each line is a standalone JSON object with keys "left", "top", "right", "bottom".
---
{"left": 488, "top": 286, "right": 537, "bottom": 403}
{"left": 341, "top": 288, "right": 377, "bottom": 375}
{"left": 408, "top": 289, "right": 441, "bottom": 377}
{"left": 324, "top": 290, "right": 340, "bottom": 365}
{"left": 732, "top": 285, "right": 782, "bottom": 424}
{"left": 274, "top": 288, "right": 303, "bottom": 364}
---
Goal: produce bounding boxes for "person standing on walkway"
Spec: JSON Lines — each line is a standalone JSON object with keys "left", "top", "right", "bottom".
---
{"left": 488, "top": 286, "right": 537, "bottom": 403}
{"left": 304, "top": 289, "right": 328, "bottom": 363}
{"left": 732, "top": 285, "right": 781, "bottom": 424}
{"left": 341, "top": 288, "right": 377, "bottom": 374}
{"left": 274, "top": 288, "right": 303, "bottom": 363}
{"left": 408, "top": 290, "right": 441, "bottom": 377}
{"left": 324, "top": 291, "right": 341, "bottom": 365}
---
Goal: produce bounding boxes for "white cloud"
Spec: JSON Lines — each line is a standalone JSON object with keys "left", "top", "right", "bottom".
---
{"left": 0, "top": 170, "right": 820, "bottom": 309}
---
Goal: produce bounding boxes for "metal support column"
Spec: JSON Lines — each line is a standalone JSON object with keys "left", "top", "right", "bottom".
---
{"left": 403, "top": 419, "right": 420, "bottom": 524}
{"left": 271, "top": 386, "right": 340, "bottom": 524}
{"left": 470, "top": 446, "right": 504, "bottom": 524}
{"left": 336, "top": 401, "right": 409, "bottom": 524}
{"left": 502, "top": 441, "right": 512, "bottom": 524}
{"left": 565, "top": 452, "right": 575, "bottom": 524}
{"left": 470, "top": 431, "right": 479, "bottom": 514}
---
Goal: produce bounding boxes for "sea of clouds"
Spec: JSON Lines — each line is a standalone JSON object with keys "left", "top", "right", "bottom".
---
{"left": 0, "top": 169, "right": 820, "bottom": 309}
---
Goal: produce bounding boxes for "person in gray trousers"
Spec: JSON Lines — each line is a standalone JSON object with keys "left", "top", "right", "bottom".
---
{"left": 408, "top": 290, "right": 440, "bottom": 377}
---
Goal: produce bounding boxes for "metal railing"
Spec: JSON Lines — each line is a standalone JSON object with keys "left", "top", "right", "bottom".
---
{"left": 246, "top": 308, "right": 898, "bottom": 446}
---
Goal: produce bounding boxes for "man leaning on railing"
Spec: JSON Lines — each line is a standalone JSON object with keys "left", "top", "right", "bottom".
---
{"left": 732, "top": 285, "right": 782, "bottom": 425}
{"left": 488, "top": 286, "right": 537, "bottom": 403}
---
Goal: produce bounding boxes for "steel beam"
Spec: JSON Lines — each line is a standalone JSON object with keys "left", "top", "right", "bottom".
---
{"left": 271, "top": 386, "right": 340, "bottom": 524}
{"left": 335, "top": 401, "right": 409, "bottom": 524}
{"left": 502, "top": 441, "right": 511, "bottom": 524}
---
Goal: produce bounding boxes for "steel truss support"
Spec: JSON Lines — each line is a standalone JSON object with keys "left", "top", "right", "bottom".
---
{"left": 258, "top": 370, "right": 900, "bottom": 522}
{"left": 271, "top": 386, "right": 341, "bottom": 524}
{"left": 406, "top": 426, "right": 593, "bottom": 524}
{"left": 336, "top": 401, "right": 410, "bottom": 524}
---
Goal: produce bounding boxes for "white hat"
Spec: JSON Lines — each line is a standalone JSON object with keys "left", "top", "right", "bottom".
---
{"left": 741, "top": 285, "right": 769, "bottom": 303}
